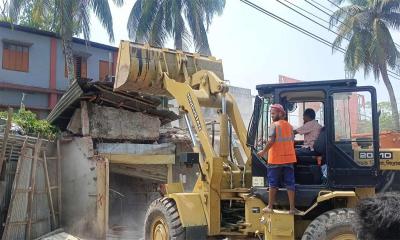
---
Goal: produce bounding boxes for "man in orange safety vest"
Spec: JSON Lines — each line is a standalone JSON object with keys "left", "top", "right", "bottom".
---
{"left": 257, "top": 103, "right": 298, "bottom": 214}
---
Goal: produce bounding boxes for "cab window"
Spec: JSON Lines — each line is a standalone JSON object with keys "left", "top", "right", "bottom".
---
{"left": 287, "top": 102, "right": 324, "bottom": 141}
{"left": 332, "top": 91, "right": 374, "bottom": 166}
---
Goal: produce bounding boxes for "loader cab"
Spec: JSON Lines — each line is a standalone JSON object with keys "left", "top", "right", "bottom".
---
{"left": 248, "top": 79, "right": 380, "bottom": 197}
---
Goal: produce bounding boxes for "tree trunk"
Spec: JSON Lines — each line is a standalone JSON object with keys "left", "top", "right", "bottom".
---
{"left": 62, "top": 38, "right": 75, "bottom": 85}
{"left": 175, "top": 35, "right": 183, "bottom": 50}
{"left": 380, "top": 64, "right": 400, "bottom": 131}
{"left": 198, "top": 22, "right": 211, "bottom": 56}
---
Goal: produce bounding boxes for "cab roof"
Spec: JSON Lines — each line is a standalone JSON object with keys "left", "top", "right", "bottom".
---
{"left": 256, "top": 79, "right": 357, "bottom": 96}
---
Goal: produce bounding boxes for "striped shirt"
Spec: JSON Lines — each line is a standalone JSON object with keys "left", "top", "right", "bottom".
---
{"left": 296, "top": 120, "right": 322, "bottom": 150}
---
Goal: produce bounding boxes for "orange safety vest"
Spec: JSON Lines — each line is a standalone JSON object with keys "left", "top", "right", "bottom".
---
{"left": 268, "top": 120, "right": 296, "bottom": 165}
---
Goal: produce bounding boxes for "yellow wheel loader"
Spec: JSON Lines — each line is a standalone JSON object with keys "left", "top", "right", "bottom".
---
{"left": 113, "top": 41, "right": 400, "bottom": 240}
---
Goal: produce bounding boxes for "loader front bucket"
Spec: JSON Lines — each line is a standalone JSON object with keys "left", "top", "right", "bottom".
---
{"left": 114, "top": 41, "right": 224, "bottom": 96}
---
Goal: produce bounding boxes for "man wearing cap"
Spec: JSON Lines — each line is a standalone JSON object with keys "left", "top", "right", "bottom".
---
{"left": 257, "top": 104, "right": 298, "bottom": 214}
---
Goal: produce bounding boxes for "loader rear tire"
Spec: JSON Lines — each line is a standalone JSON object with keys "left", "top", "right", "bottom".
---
{"left": 301, "top": 208, "right": 356, "bottom": 240}
{"left": 144, "top": 197, "right": 185, "bottom": 240}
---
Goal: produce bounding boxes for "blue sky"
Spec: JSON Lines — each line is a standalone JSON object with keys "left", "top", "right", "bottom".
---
{"left": 89, "top": 0, "right": 400, "bottom": 103}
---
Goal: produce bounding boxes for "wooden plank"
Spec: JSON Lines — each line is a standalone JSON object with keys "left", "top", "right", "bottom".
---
{"left": 0, "top": 108, "right": 13, "bottom": 175}
{"left": 102, "top": 154, "right": 175, "bottom": 165}
{"left": 43, "top": 152, "right": 57, "bottom": 228}
{"left": 2, "top": 136, "right": 28, "bottom": 240}
{"left": 105, "top": 158, "right": 109, "bottom": 237}
{"left": 26, "top": 138, "right": 42, "bottom": 240}
{"left": 167, "top": 164, "right": 173, "bottom": 183}
{"left": 80, "top": 101, "right": 90, "bottom": 136}
{"left": 96, "top": 157, "right": 107, "bottom": 239}
{"left": 56, "top": 139, "right": 62, "bottom": 225}
{"left": 8, "top": 217, "right": 49, "bottom": 226}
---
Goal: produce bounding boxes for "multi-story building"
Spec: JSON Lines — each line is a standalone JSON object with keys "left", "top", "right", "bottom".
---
{"left": 0, "top": 21, "right": 118, "bottom": 118}
{"left": 0, "top": 21, "right": 254, "bottom": 122}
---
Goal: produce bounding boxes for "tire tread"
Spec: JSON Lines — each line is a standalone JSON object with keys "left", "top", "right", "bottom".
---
{"left": 144, "top": 197, "right": 186, "bottom": 240}
{"left": 301, "top": 208, "right": 356, "bottom": 240}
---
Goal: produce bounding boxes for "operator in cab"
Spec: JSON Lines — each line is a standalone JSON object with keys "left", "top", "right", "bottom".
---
{"left": 294, "top": 108, "right": 322, "bottom": 156}
{"left": 257, "top": 104, "right": 298, "bottom": 214}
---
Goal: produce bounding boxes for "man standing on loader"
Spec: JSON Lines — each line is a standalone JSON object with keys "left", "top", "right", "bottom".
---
{"left": 257, "top": 104, "right": 298, "bottom": 214}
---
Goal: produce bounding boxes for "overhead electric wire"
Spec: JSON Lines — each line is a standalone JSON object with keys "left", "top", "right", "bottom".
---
{"left": 320, "top": 0, "right": 400, "bottom": 75}
{"left": 278, "top": 0, "right": 400, "bottom": 80}
{"left": 310, "top": 0, "right": 400, "bottom": 49}
{"left": 305, "top": 0, "right": 333, "bottom": 16}
{"left": 239, "top": 0, "right": 344, "bottom": 51}
{"left": 239, "top": 0, "right": 400, "bottom": 80}
{"left": 309, "top": 0, "right": 334, "bottom": 14}
{"left": 281, "top": 0, "right": 330, "bottom": 25}
{"left": 277, "top": 0, "right": 338, "bottom": 35}
{"left": 325, "top": 0, "right": 342, "bottom": 10}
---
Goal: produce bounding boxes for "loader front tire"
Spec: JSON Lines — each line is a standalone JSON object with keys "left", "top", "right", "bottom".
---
{"left": 301, "top": 208, "right": 356, "bottom": 240}
{"left": 144, "top": 197, "right": 185, "bottom": 240}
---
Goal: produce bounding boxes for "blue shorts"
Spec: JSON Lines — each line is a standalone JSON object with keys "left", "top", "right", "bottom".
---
{"left": 267, "top": 164, "right": 295, "bottom": 191}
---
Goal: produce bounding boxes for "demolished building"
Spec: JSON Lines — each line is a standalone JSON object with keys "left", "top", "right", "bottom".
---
{"left": 46, "top": 78, "right": 198, "bottom": 239}
{"left": 0, "top": 76, "right": 252, "bottom": 239}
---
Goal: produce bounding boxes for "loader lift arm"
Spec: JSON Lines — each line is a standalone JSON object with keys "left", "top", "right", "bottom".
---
{"left": 114, "top": 41, "right": 252, "bottom": 235}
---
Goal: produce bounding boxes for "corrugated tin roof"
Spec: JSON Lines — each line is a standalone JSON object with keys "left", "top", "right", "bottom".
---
{"left": 47, "top": 79, "right": 179, "bottom": 130}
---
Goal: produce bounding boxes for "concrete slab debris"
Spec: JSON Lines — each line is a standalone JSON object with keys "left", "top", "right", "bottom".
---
{"left": 47, "top": 79, "right": 179, "bottom": 129}
{"left": 66, "top": 109, "right": 81, "bottom": 135}
{"left": 41, "top": 232, "right": 80, "bottom": 240}
{"left": 88, "top": 103, "right": 160, "bottom": 140}
{"left": 97, "top": 142, "right": 175, "bottom": 155}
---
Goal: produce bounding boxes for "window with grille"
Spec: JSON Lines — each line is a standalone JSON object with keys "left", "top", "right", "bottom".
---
{"left": 64, "top": 55, "right": 87, "bottom": 79}
{"left": 2, "top": 42, "right": 29, "bottom": 72}
{"left": 99, "top": 60, "right": 114, "bottom": 81}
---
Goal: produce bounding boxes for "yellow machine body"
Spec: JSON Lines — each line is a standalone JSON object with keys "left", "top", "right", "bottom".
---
{"left": 114, "top": 41, "right": 380, "bottom": 239}
{"left": 354, "top": 148, "right": 400, "bottom": 170}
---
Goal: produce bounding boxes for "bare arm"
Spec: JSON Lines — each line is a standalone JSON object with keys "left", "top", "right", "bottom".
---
{"left": 259, "top": 137, "right": 274, "bottom": 156}
{"left": 257, "top": 124, "right": 276, "bottom": 157}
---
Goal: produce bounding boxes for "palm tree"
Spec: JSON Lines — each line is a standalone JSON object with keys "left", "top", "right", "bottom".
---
{"left": 330, "top": 0, "right": 400, "bottom": 131}
{"left": 9, "top": 0, "right": 123, "bottom": 84}
{"left": 0, "top": 0, "right": 9, "bottom": 19}
{"left": 127, "top": 0, "right": 225, "bottom": 56}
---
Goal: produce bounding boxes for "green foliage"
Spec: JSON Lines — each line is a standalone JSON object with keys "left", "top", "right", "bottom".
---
{"left": 330, "top": 0, "right": 400, "bottom": 78}
{"left": 17, "top": 0, "right": 56, "bottom": 32}
{"left": 9, "top": 0, "right": 123, "bottom": 41}
{"left": 330, "top": 0, "right": 400, "bottom": 131}
{"left": 378, "top": 102, "right": 395, "bottom": 131}
{"left": 128, "top": 0, "right": 226, "bottom": 55}
{"left": 0, "top": 109, "right": 58, "bottom": 139}
{"left": 8, "top": 0, "right": 124, "bottom": 83}
{"left": 0, "top": 0, "right": 9, "bottom": 19}
{"left": 357, "top": 101, "right": 396, "bottom": 132}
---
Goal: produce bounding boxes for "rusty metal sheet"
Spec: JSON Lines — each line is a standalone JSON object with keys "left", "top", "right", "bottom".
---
{"left": 47, "top": 79, "right": 179, "bottom": 130}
